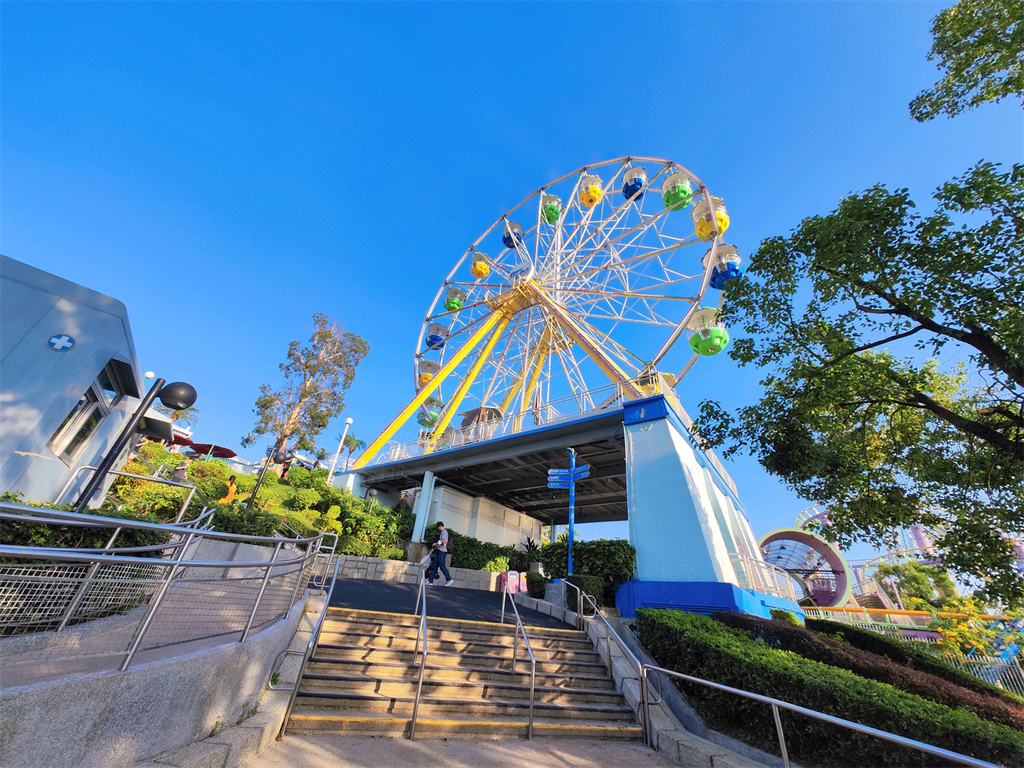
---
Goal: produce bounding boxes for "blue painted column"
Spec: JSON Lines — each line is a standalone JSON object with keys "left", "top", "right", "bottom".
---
{"left": 567, "top": 448, "right": 576, "bottom": 574}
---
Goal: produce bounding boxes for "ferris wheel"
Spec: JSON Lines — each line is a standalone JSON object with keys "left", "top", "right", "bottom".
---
{"left": 354, "top": 156, "right": 743, "bottom": 469}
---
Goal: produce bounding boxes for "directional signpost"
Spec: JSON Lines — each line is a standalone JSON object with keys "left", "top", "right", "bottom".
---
{"left": 547, "top": 448, "right": 589, "bottom": 574}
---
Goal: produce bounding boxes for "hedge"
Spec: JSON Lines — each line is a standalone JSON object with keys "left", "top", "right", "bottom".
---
{"left": 0, "top": 493, "right": 171, "bottom": 553}
{"left": 526, "top": 571, "right": 546, "bottom": 598}
{"left": 806, "top": 618, "right": 1022, "bottom": 705}
{"left": 715, "top": 612, "right": 1024, "bottom": 731}
{"left": 423, "top": 528, "right": 530, "bottom": 572}
{"left": 537, "top": 539, "right": 634, "bottom": 605}
{"left": 636, "top": 609, "right": 1024, "bottom": 768}
{"left": 564, "top": 574, "right": 603, "bottom": 611}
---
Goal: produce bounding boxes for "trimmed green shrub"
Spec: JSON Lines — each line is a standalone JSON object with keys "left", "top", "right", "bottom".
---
{"left": 770, "top": 608, "right": 801, "bottom": 625}
{"left": 564, "top": 574, "right": 604, "bottom": 612}
{"left": 637, "top": 609, "right": 1024, "bottom": 768}
{"left": 288, "top": 488, "right": 322, "bottom": 511}
{"left": 806, "top": 619, "right": 1021, "bottom": 704}
{"left": 0, "top": 493, "right": 171, "bottom": 553}
{"left": 339, "top": 537, "right": 373, "bottom": 557}
{"left": 209, "top": 506, "right": 282, "bottom": 539}
{"left": 484, "top": 555, "right": 510, "bottom": 573}
{"left": 715, "top": 612, "right": 1024, "bottom": 731}
{"left": 537, "top": 539, "right": 634, "bottom": 605}
{"left": 526, "top": 571, "right": 547, "bottom": 599}
{"left": 375, "top": 546, "right": 407, "bottom": 561}
{"left": 277, "top": 515, "right": 319, "bottom": 539}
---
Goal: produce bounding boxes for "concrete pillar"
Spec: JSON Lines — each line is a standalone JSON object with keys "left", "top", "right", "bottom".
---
{"left": 412, "top": 471, "right": 435, "bottom": 543}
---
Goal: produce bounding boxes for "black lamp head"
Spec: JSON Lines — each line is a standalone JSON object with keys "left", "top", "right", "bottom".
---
{"left": 158, "top": 381, "right": 198, "bottom": 411}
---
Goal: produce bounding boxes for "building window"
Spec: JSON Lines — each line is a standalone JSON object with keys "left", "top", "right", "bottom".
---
{"left": 48, "top": 364, "right": 128, "bottom": 464}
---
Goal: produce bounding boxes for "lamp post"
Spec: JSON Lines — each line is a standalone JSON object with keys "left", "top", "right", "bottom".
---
{"left": 74, "top": 378, "right": 198, "bottom": 513}
{"left": 328, "top": 417, "right": 354, "bottom": 487}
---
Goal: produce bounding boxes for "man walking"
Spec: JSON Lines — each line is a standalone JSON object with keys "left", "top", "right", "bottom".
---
{"left": 427, "top": 521, "right": 455, "bottom": 587}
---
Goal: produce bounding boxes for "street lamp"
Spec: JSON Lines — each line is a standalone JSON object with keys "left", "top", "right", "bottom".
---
{"left": 74, "top": 377, "right": 198, "bottom": 513}
{"left": 328, "top": 417, "right": 354, "bottom": 487}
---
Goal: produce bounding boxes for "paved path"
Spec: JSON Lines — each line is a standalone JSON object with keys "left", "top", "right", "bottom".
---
{"left": 247, "top": 734, "right": 677, "bottom": 767}
{"left": 328, "top": 577, "right": 567, "bottom": 630}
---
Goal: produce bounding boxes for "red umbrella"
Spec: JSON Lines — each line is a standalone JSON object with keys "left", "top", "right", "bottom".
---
{"left": 188, "top": 443, "right": 238, "bottom": 459}
{"left": 171, "top": 435, "right": 194, "bottom": 447}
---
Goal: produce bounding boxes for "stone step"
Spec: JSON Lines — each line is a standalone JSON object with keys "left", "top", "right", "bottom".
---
{"left": 286, "top": 708, "right": 644, "bottom": 740}
{"left": 300, "top": 672, "right": 626, "bottom": 705}
{"left": 316, "top": 632, "right": 601, "bottom": 662}
{"left": 293, "top": 690, "right": 636, "bottom": 720}
{"left": 305, "top": 657, "right": 617, "bottom": 689}
{"left": 325, "top": 608, "right": 579, "bottom": 637}
{"left": 321, "top": 617, "right": 593, "bottom": 650}
{"left": 313, "top": 643, "right": 608, "bottom": 675}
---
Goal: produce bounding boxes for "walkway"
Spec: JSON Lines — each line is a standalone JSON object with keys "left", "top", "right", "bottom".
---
{"left": 327, "top": 577, "right": 567, "bottom": 629}
{"left": 248, "top": 733, "right": 677, "bottom": 767}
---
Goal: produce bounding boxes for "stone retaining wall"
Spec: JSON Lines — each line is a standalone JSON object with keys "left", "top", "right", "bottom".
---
{"left": 336, "top": 554, "right": 502, "bottom": 592}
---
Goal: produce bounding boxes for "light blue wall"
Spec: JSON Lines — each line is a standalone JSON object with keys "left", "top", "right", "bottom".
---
{"left": 624, "top": 396, "right": 738, "bottom": 584}
{"left": 0, "top": 255, "right": 142, "bottom": 503}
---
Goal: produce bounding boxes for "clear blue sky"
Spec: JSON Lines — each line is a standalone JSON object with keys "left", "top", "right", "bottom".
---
{"left": 2, "top": 2, "right": 1020, "bottom": 549}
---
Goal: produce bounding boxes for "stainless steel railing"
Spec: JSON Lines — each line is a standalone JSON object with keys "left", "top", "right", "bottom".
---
{"left": 1, "top": 502, "right": 324, "bottom": 686}
{"left": 409, "top": 572, "right": 430, "bottom": 740}
{"left": 55, "top": 463, "right": 215, "bottom": 522}
{"left": 269, "top": 553, "right": 342, "bottom": 739}
{"left": 639, "top": 664, "right": 1000, "bottom": 768}
{"left": 500, "top": 580, "right": 537, "bottom": 739}
{"left": 577, "top": 591, "right": 645, "bottom": 687}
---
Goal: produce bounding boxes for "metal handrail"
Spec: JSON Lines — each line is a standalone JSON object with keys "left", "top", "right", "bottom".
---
{"left": 409, "top": 572, "right": 430, "bottom": 740}
{"left": 270, "top": 553, "right": 342, "bottom": 739}
{"left": 0, "top": 500, "right": 317, "bottom": 545}
{"left": 500, "top": 579, "right": 537, "bottom": 739}
{"left": 0, "top": 544, "right": 312, "bottom": 569}
{"left": 577, "top": 591, "right": 644, "bottom": 683}
{"left": 639, "top": 663, "right": 999, "bottom": 768}
{"left": 55, "top": 464, "right": 215, "bottom": 520}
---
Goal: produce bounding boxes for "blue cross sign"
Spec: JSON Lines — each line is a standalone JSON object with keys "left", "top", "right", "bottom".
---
{"left": 47, "top": 334, "right": 76, "bottom": 351}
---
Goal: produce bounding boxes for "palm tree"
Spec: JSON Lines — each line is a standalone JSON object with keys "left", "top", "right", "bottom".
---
{"left": 155, "top": 404, "right": 201, "bottom": 427}
{"left": 342, "top": 434, "right": 366, "bottom": 472}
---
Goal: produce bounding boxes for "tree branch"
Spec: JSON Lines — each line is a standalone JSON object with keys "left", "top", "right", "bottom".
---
{"left": 823, "top": 325, "right": 926, "bottom": 368}
{"left": 822, "top": 266, "right": 1024, "bottom": 386}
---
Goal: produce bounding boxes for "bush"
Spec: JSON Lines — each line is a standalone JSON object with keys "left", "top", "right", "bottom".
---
{"left": 278, "top": 515, "right": 319, "bottom": 539}
{"left": 483, "top": 555, "right": 510, "bottom": 573}
{"left": 538, "top": 539, "right": 635, "bottom": 605}
{"left": 805, "top": 619, "right": 1021, "bottom": 704}
{"left": 0, "top": 493, "right": 171, "bottom": 553}
{"left": 564, "top": 574, "right": 604, "bottom": 612}
{"left": 637, "top": 609, "right": 1024, "bottom": 768}
{"left": 209, "top": 506, "right": 281, "bottom": 539}
{"left": 715, "top": 612, "right": 1024, "bottom": 731}
{"left": 526, "top": 571, "right": 547, "bottom": 598}
{"left": 375, "top": 546, "right": 407, "bottom": 562}
{"left": 770, "top": 608, "right": 802, "bottom": 625}
{"left": 289, "top": 488, "right": 322, "bottom": 511}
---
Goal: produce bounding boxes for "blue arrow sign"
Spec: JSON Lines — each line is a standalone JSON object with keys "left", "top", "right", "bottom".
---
{"left": 548, "top": 464, "right": 589, "bottom": 476}
{"left": 547, "top": 481, "right": 573, "bottom": 489}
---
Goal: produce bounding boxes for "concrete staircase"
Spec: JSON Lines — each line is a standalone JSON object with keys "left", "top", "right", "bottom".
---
{"left": 286, "top": 608, "right": 643, "bottom": 740}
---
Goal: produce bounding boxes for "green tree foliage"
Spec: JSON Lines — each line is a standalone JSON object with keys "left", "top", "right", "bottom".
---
{"left": 423, "top": 527, "right": 531, "bottom": 572}
{"left": 695, "top": 162, "right": 1023, "bottom": 605}
{"left": 876, "top": 561, "right": 958, "bottom": 610}
{"left": 242, "top": 313, "right": 369, "bottom": 457}
{"left": 342, "top": 434, "right": 366, "bottom": 472}
{"left": 154, "top": 404, "right": 201, "bottom": 427}
{"left": 910, "top": 0, "right": 1024, "bottom": 121}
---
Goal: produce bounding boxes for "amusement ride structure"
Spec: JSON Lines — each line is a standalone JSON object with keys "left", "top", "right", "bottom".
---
{"left": 353, "top": 156, "right": 738, "bottom": 469}
{"left": 345, "top": 156, "right": 798, "bottom": 620}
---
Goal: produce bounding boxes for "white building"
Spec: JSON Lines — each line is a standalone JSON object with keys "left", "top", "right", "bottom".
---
{"left": 0, "top": 255, "right": 171, "bottom": 504}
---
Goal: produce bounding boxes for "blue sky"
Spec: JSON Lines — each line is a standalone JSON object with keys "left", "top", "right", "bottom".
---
{"left": 2, "top": 2, "right": 1020, "bottom": 549}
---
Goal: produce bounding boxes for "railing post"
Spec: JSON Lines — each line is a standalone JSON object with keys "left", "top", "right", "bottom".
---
{"left": 56, "top": 526, "right": 122, "bottom": 632}
{"left": 287, "top": 543, "right": 311, "bottom": 608}
{"left": 120, "top": 531, "right": 196, "bottom": 670}
{"left": 640, "top": 667, "right": 652, "bottom": 748}
{"left": 528, "top": 659, "right": 536, "bottom": 740}
{"left": 242, "top": 542, "right": 283, "bottom": 642}
{"left": 771, "top": 703, "right": 791, "bottom": 768}
{"left": 512, "top": 624, "right": 519, "bottom": 673}
{"left": 175, "top": 488, "right": 196, "bottom": 523}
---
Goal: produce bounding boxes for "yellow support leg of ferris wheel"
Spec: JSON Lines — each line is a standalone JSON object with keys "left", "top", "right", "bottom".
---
{"left": 526, "top": 280, "right": 646, "bottom": 400}
{"left": 350, "top": 308, "right": 508, "bottom": 470}
{"left": 424, "top": 310, "right": 514, "bottom": 453}
{"left": 514, "top": 339, "right": 550, "bottom": 433}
